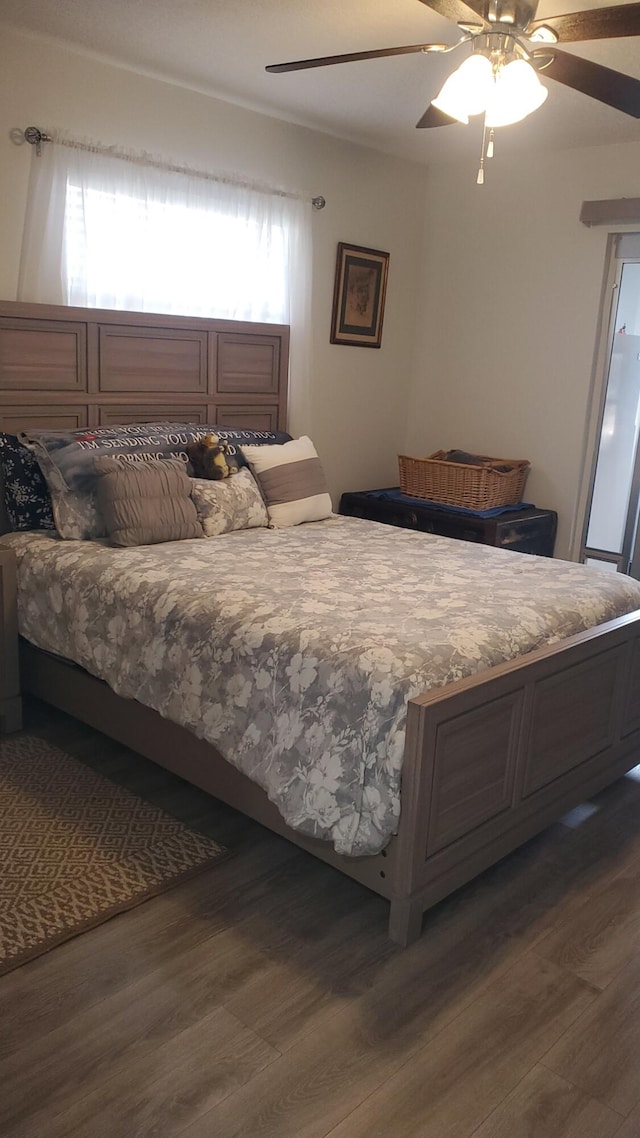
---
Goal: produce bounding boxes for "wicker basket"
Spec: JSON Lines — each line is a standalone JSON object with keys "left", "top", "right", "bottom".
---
{"left": 398, "top": 451, "right": 530, "bottom": 510}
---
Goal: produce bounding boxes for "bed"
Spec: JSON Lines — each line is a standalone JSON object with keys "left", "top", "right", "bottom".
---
{"left": 2, "top": 298, "right": 640, "bottom": 947}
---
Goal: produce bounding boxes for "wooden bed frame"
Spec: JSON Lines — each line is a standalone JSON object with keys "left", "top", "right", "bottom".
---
{"left": 2, "top": 299, "right": 640, "bottom": 947}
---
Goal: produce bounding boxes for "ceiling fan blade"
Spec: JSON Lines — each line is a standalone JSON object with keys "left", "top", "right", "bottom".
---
{"left": 536, "top": 47, "right": 640, "bottom": 116}
{"left": 416, "top": 104, "right": 459, "bottom": 127}
{"left": 417, "top": 0, "right": 489, "bottom": 27}
{"left": 529, "top": 2, "right": 640, "bottom": 42}
{"left": 266, "top": 43, "right": 449, "bottom": 73}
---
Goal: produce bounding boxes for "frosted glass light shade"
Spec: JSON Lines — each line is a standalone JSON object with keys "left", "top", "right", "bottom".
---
{"left": 485, "top": 59, "right": 548, "bottom": 126}
{"left": 431, "top": 54, "right": 494, "bottom": 123}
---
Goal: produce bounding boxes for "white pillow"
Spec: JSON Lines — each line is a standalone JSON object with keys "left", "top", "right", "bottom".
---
{"left": 240, "top": 435, "right": 332, "bottom": 528}
{"left": 190, "top": 468, "right": 268, "bottom": 537}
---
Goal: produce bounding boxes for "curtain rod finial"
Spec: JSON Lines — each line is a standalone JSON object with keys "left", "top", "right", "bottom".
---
{"left": 312, "top": 195, "right": 326, "bottom": 210}
{"left": 24, "top": 127, "right": 52, "bottom": 156}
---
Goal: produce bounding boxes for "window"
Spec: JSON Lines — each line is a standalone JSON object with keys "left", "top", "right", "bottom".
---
{"left": 63, "top": 180, "right": 290, "bottom": 322}
{"left": 19, "top": 138, "right": 310, "bottom": 325}
{"left": 18, "top": 138, "right": 312, "bottom": 423}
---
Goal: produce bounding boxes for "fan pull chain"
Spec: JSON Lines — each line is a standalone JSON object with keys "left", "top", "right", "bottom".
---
{"left": 477, "top": 123, "right": 496, "bottom": 184}
{"left": 477, "top": 122, "right": 487, "bottom": 185}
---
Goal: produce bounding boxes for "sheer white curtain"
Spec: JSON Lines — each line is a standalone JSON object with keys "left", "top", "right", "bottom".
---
{"left": 18, "top": 141, "right": 312, "bottom": 425}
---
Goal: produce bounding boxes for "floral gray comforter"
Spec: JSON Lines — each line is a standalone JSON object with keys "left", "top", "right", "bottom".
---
{"left": 5, "top": 517, "right": 640, "bottom": 856}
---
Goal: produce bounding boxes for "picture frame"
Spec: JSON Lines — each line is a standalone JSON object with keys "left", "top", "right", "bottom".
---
{"left": 330, "top": 242, "right": 390, "bottom": 348}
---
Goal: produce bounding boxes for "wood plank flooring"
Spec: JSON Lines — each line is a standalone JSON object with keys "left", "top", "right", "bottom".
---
{"left": 3, "top": 698, "right": 640, "bottom": 1137}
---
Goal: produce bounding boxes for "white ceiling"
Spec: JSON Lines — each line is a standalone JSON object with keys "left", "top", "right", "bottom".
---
{"left": 3, "top": 0, "right": 640, "bottom": 166}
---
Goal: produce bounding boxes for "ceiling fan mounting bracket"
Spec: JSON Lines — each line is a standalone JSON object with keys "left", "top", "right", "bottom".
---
{"left": 531, "top": 50, "right": 556, "bottom": 71}
{"left": 528, "top": 24, "right": 560, "bottom": 43}
{"left": 486, "top": 0, "right": 540, "bottom": 30}
{"left": 422, "top": 35, "right": 473, "bottom": 53}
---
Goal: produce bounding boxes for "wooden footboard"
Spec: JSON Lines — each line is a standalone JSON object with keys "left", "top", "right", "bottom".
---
{"left": 389, "top": 608, "right": 640, "bottom": 944}
{"left": 17, "top": 607, "right": 640, "bottom": 948}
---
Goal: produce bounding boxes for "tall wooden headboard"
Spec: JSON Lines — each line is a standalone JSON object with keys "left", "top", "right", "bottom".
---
{"left": 0, "top": 300, "right": 289, "bottom": 435}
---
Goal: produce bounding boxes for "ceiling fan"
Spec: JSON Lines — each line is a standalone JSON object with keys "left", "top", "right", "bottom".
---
{"left": 266, "top": 2, "right": 640, "bottom": 177}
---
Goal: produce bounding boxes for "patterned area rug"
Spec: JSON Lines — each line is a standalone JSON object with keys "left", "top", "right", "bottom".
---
{"left": 0, "top": 734, "right": 227, "bottom": 976}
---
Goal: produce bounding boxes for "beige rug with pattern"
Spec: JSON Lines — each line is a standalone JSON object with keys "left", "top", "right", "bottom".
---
{"left": 0, "top": 734, "right": 227, "bottom": 976}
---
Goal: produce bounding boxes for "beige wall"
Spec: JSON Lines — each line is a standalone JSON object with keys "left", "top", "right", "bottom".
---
{"left": 406, "top": 141, "right": 640, "bottom": 558}
{"left": 0, "top": 26, "right": 429, "bottom": 505}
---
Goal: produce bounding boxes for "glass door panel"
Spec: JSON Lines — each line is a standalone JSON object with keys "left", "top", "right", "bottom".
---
{"left": 582, "top": 252, "right": 640, "bottom": 575}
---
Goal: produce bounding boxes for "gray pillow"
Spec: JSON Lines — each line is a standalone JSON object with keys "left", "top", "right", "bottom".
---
{"left": 94, "top": 457, "right": 203, "bottom": 547}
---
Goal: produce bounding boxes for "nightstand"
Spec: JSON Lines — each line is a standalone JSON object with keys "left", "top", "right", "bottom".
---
{"left": 339, "top": 488, "right": 557, "bottom": 557}
{"left": 0, "top": 546, "right": 22, "bottom": 732}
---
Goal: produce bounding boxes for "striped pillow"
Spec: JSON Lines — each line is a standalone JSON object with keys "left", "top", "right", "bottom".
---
{"left": 240, "top": 436, "right": 332, "bottom": 528}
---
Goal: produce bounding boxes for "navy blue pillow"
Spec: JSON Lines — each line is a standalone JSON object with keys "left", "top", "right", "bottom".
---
{"left": 0, "top": 433, "right": 55, "bottom": 531}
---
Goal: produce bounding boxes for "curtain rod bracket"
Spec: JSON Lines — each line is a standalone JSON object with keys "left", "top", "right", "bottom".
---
{"left": 23, "top": 127, "right": 52, "bottom": 157}
{"left": 312, "top": 195, "right": 326, "bottom": 210}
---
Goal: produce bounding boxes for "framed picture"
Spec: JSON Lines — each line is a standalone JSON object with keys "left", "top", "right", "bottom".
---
{"left": 330, "top": 242, "right": 390, "bottom": 348}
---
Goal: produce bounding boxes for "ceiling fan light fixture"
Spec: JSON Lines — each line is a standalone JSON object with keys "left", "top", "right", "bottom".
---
{"left": 431, "top": 53, "right": 494, "bottom": 122}
{"left": 484, "top": 58, "right": 548, "bottom": 126}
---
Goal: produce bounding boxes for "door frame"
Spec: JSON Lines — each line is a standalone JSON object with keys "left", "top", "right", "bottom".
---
{"left": 572, "top": 233, "right": 640, "bottom": 570}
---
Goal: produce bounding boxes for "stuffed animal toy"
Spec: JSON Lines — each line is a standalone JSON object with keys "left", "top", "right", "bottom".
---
{"left": 186, "top": 433, "right": 238, "bottom": 480}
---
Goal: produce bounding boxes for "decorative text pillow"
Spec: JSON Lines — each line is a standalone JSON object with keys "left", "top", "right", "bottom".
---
{"left": 94, "top": 457, "right": 203, "bottom": 547}
{"left": 240, "top": 436, "right": 333, "bottom": 528}
{"left": 190, "top": 469, "right": 268, "bottom": 537}
{"left": 0, "top": 433, "right": 55, "bottom": 532}
{"left": 21, "top": 422, "right": 291, "bottom": 540}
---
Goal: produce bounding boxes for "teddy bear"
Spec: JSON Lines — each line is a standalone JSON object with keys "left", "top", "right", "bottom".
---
{"left": 186, "top": 433, "right": 238, "bottom": 480}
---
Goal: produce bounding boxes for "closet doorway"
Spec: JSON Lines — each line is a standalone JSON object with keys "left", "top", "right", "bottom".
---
{"left": 580, "top": 233, "right": 640, "bottom": 576}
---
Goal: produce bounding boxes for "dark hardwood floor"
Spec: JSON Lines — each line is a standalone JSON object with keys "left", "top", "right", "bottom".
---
{"left": 3, "top": 698, "right": 640, "bottom": 1137}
